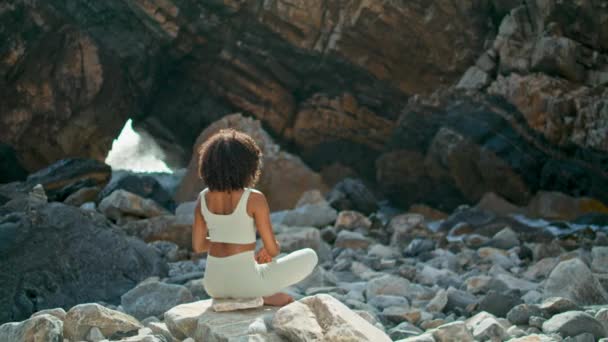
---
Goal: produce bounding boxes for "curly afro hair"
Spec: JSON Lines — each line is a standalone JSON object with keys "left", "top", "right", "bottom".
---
{"left": 197, "top": 128, "right": 263, "bottom": 191}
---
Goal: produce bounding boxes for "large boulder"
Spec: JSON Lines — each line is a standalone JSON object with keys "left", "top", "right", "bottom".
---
{"left": 166, "top": 299, "right": 282, "bottom": 341}
{"left": 0, "top": 197, "right": 167, "bottom": 324}
{"left": 488, "top": 73, "right": 608, "bottom": 153}
{"left": 99, "top": 172, "right": 176, "bottom": 211}
{"left": 174, "top": 114, "right": 327, "bottom": 210}
{"left": 0, "top": 314, "right": 63, "bottom": 342}
{"left": 122, "top": 215, "right": 192, "bottom": 250}
{"left": 544, "top": 258, "right": 608, "bottom": 306}
{"left": 378, "top": 90, "right": 608, "bottom": 210}
{"left": 273, "top": 294, "right": 391, "bottom": 342}
{"left": 121, "top": 281, "right": 194, "bottom": 320}
{"left": 542, "top": 311, "right": 606, "bottom": 340}
{"left": 526, "top": 191, "right": 608, "bottom": 221}
{"left": 326, "top": 178, "right": 379, "bottom": 215}
{"left": 63, "top": 303, "right": 142, "bottom": 341}
{"left": 24, "top": 158, "right": 111, "bottom": 202}
{"left": 99, "top": 189, "right": 171, "bottom": 222}
{"left": 275, "top": 201, "right": 338, "bottom": 228}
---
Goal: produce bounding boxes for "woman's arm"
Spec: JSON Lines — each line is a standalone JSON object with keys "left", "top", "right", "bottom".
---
{"left": 250, "top": 191, "right": 280, "bottom": 257}
{"left": 192, "top": 196, "right": 210, "bottom": 253}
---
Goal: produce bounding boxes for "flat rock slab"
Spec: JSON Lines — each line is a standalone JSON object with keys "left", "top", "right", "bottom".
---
{"left": 165, "top": 299, "right": 279, "bottom": 341}
{"left": 212, "top": 297, "right": 264, "bottom": 312}
{"left": 196, "top": 304, "right": 279, "bottom": 341}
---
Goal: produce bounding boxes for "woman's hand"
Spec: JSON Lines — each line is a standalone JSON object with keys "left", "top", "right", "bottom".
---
{"left": 255, "top": 248, "right": 272, "bottom": 264}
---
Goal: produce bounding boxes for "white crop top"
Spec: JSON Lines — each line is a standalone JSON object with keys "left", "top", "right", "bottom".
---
{"left": 199, "top": 187, "right": 256, "bottom": 244}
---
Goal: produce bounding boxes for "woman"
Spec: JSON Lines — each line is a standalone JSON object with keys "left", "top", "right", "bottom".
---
{"left": 191, "top": 128, "right": 318, "bottom": 306}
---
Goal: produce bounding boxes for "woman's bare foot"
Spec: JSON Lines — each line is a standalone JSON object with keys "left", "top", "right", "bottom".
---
{"left": 263, "top": 292, "right": 294, "bottom": 306}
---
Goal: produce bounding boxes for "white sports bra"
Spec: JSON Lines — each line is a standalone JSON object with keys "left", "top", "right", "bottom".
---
{"left": 199, "top": 187, "right": 256, "bottom": 244}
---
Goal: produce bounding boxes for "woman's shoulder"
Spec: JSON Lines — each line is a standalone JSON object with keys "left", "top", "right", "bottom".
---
{"left": 247, "top": 187, "right": 263, "bottom": 195}
{"left": 246, "top": 188, "right": 267, "bottom": 203}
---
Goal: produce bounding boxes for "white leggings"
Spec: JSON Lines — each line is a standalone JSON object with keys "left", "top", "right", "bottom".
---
{"left": 203, "top": 248, "right": 318, "bottom": 298}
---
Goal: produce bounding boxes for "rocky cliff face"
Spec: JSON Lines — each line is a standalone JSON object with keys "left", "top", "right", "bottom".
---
{"left": 1, "top": 0, "right": 607, "bottom": 209}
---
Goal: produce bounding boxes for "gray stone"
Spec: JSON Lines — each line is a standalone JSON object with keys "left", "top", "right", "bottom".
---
{"left": 368, "top": 295, "right": 410, "bottom": 310}
{"left": 64, "top": 303, "right": 142, "bottom": 341}
{"left": 494, "top": 273, "right": 539, "bottom": 292}
{"left": 121, "top": 281, "right": 194, "bottom": 320}
{"left": 529, "top": 316, "right": 546, "bottom": 329}
{"left": 123, "top": 215, "right": 192, "bottom": 249}
{"left": 542, "top": 311, "right": 606, "bottom": 340}
{"left": 508, "top": 334, "right": 559, "bottom": 342}
{"left": 431, "top": 321, "right": 474, "bottom": 342}
{"left": 478, "top": 247, "right": 516, "bottom": 268}
{"left": 531, "top": 36, "right": 584, "bottom": 82}
{"left": 426, "top": 290, "right": 448, "bottom": 313}
{"left": 334, "top": 210, "right": 371, "bottom": 231}
{"left": 320, "top": 226, "right": 337, "bottom": 243}
{"left": 389, "top": 214, "right": 427, "bottom": 247}
{"left": 523, "top": 257, "right": 559, "bottom": 280}
{"left": 0, "top": 314, "right": 63, "bottom": 342}
{"left": 388, "top": 322, "right": 424, "bottom": 340}
{"left": 596, "top": 309, "right": 608, "bottom": 337}
{"left": 64, "top": 186, "right": 101, "bottom": 207}
{"left": 368, "top": 244, "right": 399, "bottom": 259}
{"left": 381, "top": 306, "right": 414, "bottom": 324}
{"left": 276, "top": 227, "right": 329, "bottom": 261}
{"left": 86, "top": 326, "right": 105, "bottom": 341}
{"left": 164, "top": 300, "right": 208, "bottom": 340}
{"left": 350, "top": 261, "right": 383, "bottom": 280}
{"left": 277, "top": 202, "right": 338, "bottom": 228}
{"left": 490, "top": 227, "right": 520, "bottom": 250}
{"left": 540, "top": 297, "right": 580, "bottom": 316}
{"left": 366, "top": 275, "right": 410, "bottom": 300}
{"left": 507, "top": 304, "right": 543, "bottom": 325}
{"left": 456, "top": 66, "right": 491, "bottom": 90}
{"left": 522, "top": 290, "right": 543, "bottom": 304}
{"left": 466, "top": 275, "right": 492, "bottom": 294}
{"left": 293, "top": 190, "right": 324, "bottom": 208}
{"left": 564, "top": 333, "right": 596, "bottom": 342}
{"left": 404, "top": 239, "right": 436, "bottom": 257}
{"left": 395, "top": 333, "right": 436, "bottom": 342}
{"left": 335, "top": 230, "right": 371, "bottom": 250}
{"left": 273, "top": 301, "right": 323, "bottom": 341}
{"left": 274, "top": 294, "right": 391, "bottom": 341}
{"left": 176, "top": 300, "right": 281, "bottom": 341}
{"left": 174, "top": 201, "right": 196, "bottom": 218}
{"left": 445, "top": 287, "right": 477, "bottom": 313}
{"left": 592, "top": 247, "right": 608, "bottom": 273}
{"left": 544, "top": 258, "right": 608, "bottom": 306}
{"left": 478, "top": 291, "right": 522, "bottom": 318}
{"left": 416, "top": 265, "right": 459, "bottom": 287}
{"left": 470, "top": 314, "right": 507, "bottom": 341}
{"left": 99, "top": 189, "right": 170, "bottom": 221}
{"left": 506, "top": 325, "right": 526, "bottom": 338}
{"left": 30, "top": 308, "right": 67, "bottom": 321}
{"left": 147, "top": 321, "right": 174, "bottom": 342}
{"left": 534, "top": 242, "right": 565, "bottom": 261}
{"left": 0, "top": 199, "right": 167, "bottom": 323}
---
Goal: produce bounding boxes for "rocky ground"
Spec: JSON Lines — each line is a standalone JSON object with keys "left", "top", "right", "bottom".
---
{"left": 1, "top": 155, "right": 608, "bottom": 341}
